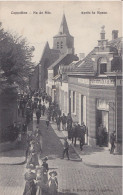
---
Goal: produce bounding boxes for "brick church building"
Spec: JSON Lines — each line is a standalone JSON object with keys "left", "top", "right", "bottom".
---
{"left": 30, "top": 14, "right": 78, "bottom": 91}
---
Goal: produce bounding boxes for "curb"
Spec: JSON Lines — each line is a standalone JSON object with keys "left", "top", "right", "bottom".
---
{"left": 51, "top": 123, "right": 82, "bottom": 162}
{"left": 69, "top": 144, "right": 82, "bottom": 162}
{"left": 83, "top": 161, "right": 123, "bottom": 168}
{"left": 0, "top": 160, "right": 26, "bottom": 166}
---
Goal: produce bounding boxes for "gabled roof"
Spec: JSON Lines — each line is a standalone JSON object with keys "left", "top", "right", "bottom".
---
{"left": 39, "top": 42, "right": 50, "bottom": 62}
{"left": 48, "top": 54, "right": 67, "bottom": 70}
{"left": 70, "top": 37, "right": 122, "bottom": 75}
{"left": 48, "top": 54, "right": 78, "bottom": 70}
{"left": 70, "top": 50, "right": 95, "bottom": 74}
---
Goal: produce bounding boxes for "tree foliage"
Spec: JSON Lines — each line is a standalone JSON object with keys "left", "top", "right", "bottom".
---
{"left": 0, "top": 22, "right": 35, "bottom": 92}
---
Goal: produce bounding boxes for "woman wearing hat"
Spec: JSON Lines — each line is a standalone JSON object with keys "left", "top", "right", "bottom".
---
{"left": 48, "top": 171, "right": 58, "bottom": 195}
{"left": 27, "top": 143, "right": 39, "bottom": 168}
{"left": 23, "top": 164, "right": 36, "bottom": 195}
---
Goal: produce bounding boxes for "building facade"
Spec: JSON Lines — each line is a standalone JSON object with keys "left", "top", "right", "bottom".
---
{"left": 68, "top": 27, "right": 122, "bottom": 152}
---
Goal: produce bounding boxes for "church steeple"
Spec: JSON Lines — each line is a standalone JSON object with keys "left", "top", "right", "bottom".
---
{"left": 58, "top": 14, "right": 70, "bottom": 35}
{"left": 53, "top": 14, "right": 74, "bottom": 55}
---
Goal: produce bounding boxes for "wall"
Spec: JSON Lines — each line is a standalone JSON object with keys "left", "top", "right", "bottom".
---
{"left": 68, "top": 76, "right": 116, "bottom": 146}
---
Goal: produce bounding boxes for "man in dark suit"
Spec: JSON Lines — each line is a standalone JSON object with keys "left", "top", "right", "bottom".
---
{"left": 62, "top": 137, "right": 70, "bottom": 160}
{"left": 36, "top": 108, "right": 41, "bottom": 124}
{"left": 110, "top": 131, "right": 116, "bottom": 154}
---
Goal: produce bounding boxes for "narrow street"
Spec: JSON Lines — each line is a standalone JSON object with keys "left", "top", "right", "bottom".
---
{"left": 0, "top": 115, "right": 122, "bottom": 195}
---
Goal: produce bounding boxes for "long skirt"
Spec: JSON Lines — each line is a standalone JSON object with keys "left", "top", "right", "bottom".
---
{"left": 23, "top": 181, "right": 36, "bottom": 195}
{"left": 36, "top": 186, "right": 43, "bottom": 195}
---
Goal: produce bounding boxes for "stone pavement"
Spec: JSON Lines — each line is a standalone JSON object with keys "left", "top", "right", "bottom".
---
{"left": 61, "top": 130, "right": 122, "bottom": 168}
{"left": 0, "top": 116, "right": 122, "bottom": 195}
{"left": 33, "top": 117, "right": 122, "bottom": 195}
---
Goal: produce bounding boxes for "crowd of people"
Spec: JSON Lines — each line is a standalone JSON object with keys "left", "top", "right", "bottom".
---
{"left": 17, "top": 89, "right": 58, "bottom": 195}
{"left": 15, "top": 88, "right": 116, "bottom": 195}
{"left": 23, "top": 125, "right": 58, "bottom": 195}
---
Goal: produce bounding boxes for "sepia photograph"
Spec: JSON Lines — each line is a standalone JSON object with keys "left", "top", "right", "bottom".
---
{"left": 0, "top": 1, "right": 122, "bottom": 195}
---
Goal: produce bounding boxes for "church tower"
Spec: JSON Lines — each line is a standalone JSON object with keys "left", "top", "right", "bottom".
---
{"left": 53, "top": 14, "right": 74, "bottom": 55}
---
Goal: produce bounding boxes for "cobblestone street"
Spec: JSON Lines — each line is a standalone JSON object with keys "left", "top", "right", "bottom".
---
{"left": 0, "top": 117, "right": 122, "bottom": 195}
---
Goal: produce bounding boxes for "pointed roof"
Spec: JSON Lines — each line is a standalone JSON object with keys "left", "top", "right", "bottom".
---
{"left": 58, "top": 14, "right": 70, "bottom": 35}
{"left": 54, "top": 14, "right": 72, "bottom": 38}
{"left": 39, "top": 41, "right": 50, "bottom": 62}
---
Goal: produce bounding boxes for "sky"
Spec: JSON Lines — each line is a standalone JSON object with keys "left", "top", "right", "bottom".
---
{"left": 0, "top": 1, "right": 122, "bottom": 64}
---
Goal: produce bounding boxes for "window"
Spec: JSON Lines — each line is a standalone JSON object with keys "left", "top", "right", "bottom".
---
{"left": 72, "top": 91, "right": 76, "bottom": 114}
{"left": 97, "top": 57, "right": 107, "bottom": 75}
{"left": 100, "top": 63, "right": 107, "bottom": 74}
{"left": 73, "top": 91, "right": 75, "bottom": 113}
{"left": 61, "top": 41, "right": 63, "bottom": 49}
{"left": 57, "top": 42, "right": 59, "bottom": 49}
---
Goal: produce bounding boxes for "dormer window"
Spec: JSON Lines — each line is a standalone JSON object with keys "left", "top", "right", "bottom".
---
{"left": 97, "top": 57, "right": 107, "bottom": 75}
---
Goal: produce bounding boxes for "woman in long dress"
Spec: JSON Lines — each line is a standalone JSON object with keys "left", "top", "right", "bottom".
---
{"left": 35, "top": 166, "right": 48, "bottom": 195}
{"left": 23, "top": 164, "right": 36, "bottom": 195}
{"left": 48, "top": 171, "right": 58, "bottom": 195}
{"left": 27, "top": 143, "right": 39, "bottom": 168}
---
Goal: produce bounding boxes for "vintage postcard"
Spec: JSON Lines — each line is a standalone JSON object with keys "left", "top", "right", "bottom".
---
{"left": 0, "top": 1, "right": 122, "bottom": 195}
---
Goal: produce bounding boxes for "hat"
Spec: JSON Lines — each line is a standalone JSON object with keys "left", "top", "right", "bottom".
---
{"left": 49, "top": 171, "right": 57, "bottom": 176}
{"left": 26, "top": 164, "right": 34, "bottom": 169}
{"left": 42, "top": 156, "right": 48, "bottom": 162}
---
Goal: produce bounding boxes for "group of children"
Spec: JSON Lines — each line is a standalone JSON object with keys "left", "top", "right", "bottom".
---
{"left": 23, "top": 128, "right": 58, "bottom": 195}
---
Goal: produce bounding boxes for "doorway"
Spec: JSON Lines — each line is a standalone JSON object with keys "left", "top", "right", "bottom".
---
{"left": 96, "top": 110, "right": 109, "bottom": 146}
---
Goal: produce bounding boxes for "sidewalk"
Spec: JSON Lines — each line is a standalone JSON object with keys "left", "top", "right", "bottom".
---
{"left": 62, "top": 130, "right": 122, "bottom": 168}
{"left": 50, "top": 122, "right": 122, "bottom": 168}
{"left": 0, "top": 134, "right": 26, "bottom": 165}
{"left": 50, "top": 122, "right": 82, "bottom": 162}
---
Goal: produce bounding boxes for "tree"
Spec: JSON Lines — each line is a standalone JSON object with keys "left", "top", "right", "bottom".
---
{"left": 0, "top": 22, "right": 35, "bottom": 93}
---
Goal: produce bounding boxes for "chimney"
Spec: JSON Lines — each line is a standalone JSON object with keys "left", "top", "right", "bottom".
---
{"left": 112, "top": 30, "right": 118, "bottom": 40}
{"left": 79, "top": 53, "right": 85, "bottom": 60}
{"left": 100, "top": 25, "right": 105, "bottom": 40}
